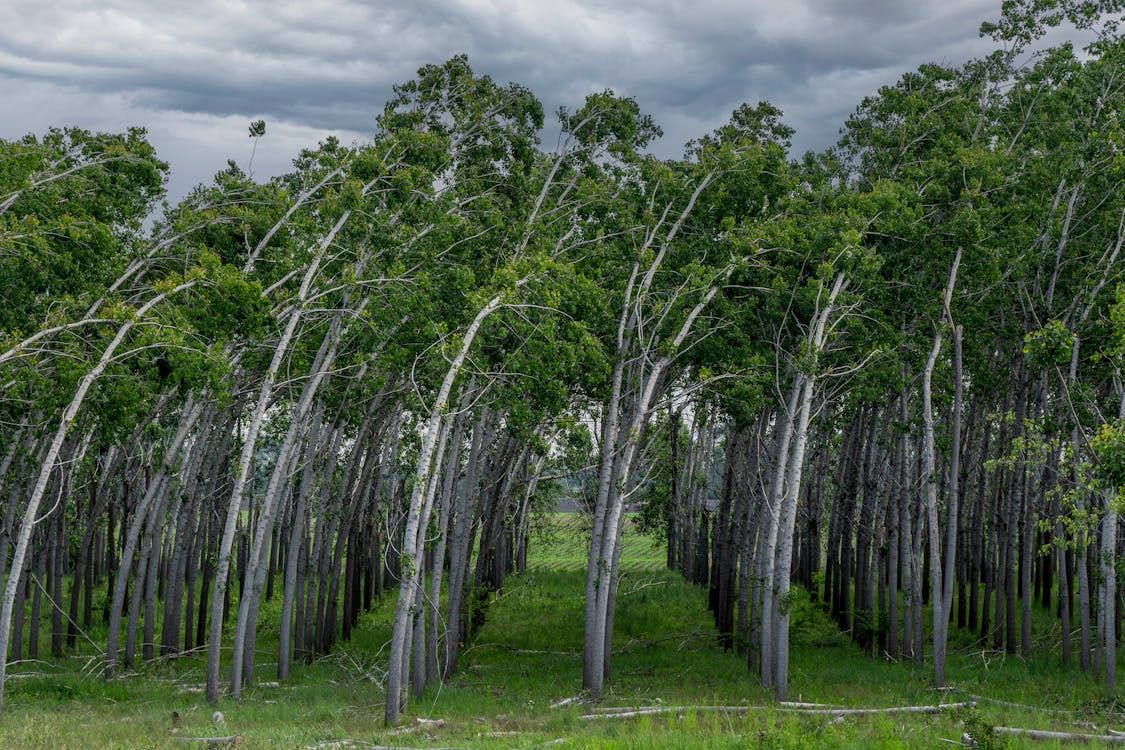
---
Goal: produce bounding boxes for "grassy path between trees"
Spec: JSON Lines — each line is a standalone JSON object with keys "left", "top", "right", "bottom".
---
{"left": 0, "top": 514, "right": 1121, "bottom": 748}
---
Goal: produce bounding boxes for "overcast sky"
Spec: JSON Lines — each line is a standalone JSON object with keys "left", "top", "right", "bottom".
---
{"left": 2, "top": 0, "right": 1014, "bottom": 204}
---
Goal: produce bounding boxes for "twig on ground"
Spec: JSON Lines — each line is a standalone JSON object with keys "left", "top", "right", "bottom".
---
{"left": 383, "top": 717, "right": 446, "bottom": 736}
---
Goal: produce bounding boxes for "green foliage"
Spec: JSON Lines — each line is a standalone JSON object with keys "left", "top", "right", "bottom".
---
{"left": 1024, "top": 320, "right": 1075, "bottom": 369}
{"left": 0, "top": 127, "right": 167, "bottom": 331}
{"left": 961, "top": 707, "right": 1007, "bottom": 750}
{"left": 557, "top": 90, "right": 661, "bottom": 162}
{"left": 1091, "top": 420, "right": 1125, "bottom": 489}
{"left": 467, "top": 582, "right": 496, "bottom": 638}
{"left": 6, "top": 18, "right": 1125, "bottom": 746}
{"left": 787, "top": 588, "right": 848, "bottom": 649}
{"left": 181, "top": 262, "right": 270, "bottom": 341}
{"left": 980, "top": 0, "right": 1123, "bottom": 49}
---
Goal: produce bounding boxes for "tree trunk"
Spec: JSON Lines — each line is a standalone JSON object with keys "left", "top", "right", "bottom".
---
{"left": 1102, "top": 503, "right": 1117, "bottom": 692}
{"left": 0, "top": 280, "right": 195, "bottom": 715}
{"left": 386, "top": 289, "right": 514, "bottom": 725}
{"left": 278, "top": 401, "right": 325, "bottom": 680}
{"left": 887, "top": 398, "right": 902, "bottom": 660}
{"left": 107, "top": 397, "right": 204, "bottom": 677}
{"left": 444, "top": 402, "right": 492, "bottom": 679}
{"left": 770, "top": 271, "right": 845, "bottom": 699}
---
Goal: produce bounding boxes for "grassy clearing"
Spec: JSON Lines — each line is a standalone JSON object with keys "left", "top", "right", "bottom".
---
{"left": 1, "top": 513, "right": 1123, "bottom": 748}
{"left": 527, "top": 513, "right": 666, "bottom": 572}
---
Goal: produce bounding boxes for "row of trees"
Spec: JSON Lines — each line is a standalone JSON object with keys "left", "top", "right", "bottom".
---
{"left": 667, "top": 0, "right": 1125, "bottom": 698}
{"left": 0, "top": 0, "right": 1122, "bottom": 724}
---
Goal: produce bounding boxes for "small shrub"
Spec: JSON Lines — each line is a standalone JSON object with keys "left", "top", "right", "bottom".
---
{"left": 468, "top": 582, "right": 495, "bottom": 637}
{"left": 788, "top": 586, "right": 846, "bottom": 647}
{"left": 962, "top": 708, "right": 1007, "bottom": 750}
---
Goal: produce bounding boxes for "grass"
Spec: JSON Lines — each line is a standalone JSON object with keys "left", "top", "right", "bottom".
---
{"left": 527, "top": 513, "right": 667, "bottom": 572}
{"left": 1, "top": 513, "right": 1123, "bottom": 747}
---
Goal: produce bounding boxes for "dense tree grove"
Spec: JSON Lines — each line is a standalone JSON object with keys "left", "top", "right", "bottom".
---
{"left": 1, "top": 0, "right": 1124, "bottom": 724}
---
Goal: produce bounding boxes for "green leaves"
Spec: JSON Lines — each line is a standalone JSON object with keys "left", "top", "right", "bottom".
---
{"left": 1091, "top": 421, "right": 1125, "bottom": 489}
{"left": 558, "top": 90, "right": 661, "bottom": 162}
{"left": 182, "top": 264, "right": 270, "bottom": 342}
{"left": 1024, "top": 320, "right": 1076, "bottom": 369}
{"left": 981, "top": 0, "right": 1123, "bottom": 50}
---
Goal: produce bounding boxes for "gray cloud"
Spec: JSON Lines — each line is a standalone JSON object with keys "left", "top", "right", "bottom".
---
{"left": 1, "top": 0, "right": 1027, "bottom": 202}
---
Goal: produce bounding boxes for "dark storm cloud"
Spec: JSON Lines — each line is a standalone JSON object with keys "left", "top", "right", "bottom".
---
{"left": 0, "top": 0, "right": 1007, "bottom": 198}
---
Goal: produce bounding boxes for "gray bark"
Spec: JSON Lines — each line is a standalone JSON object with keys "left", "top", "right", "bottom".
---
{"left": 386, "top": 289, "right": 513, "bottom": 725}
{"left": 923, "top": 248, "right": 960, "bottom": 687}
{"left": 444, "top": 401, "right": 493, "bottom": 679}
{"left": 278, "top": 400, "right": 324, "bottom": 680}
{"left": 207, "top": 205, "right": 356, "bottom": 703}
{"left": 230, "top": 300, "right": 358, "bottom": 695}
{"left": 0, "top": 280, "right": 195, "bottom": 714}
{"left": 770, "top": 271, "right": 845, "bottom": 700}
{"left": 427, "top": 394, "right": 470, "bottom": 685}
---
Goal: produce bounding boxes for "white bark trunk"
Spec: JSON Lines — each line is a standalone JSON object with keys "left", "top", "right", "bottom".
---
{"left": 758, "top": 379, "right": 799, "bottom": 689}
{"left": 230, "top": 301, "right": 357, "bottom": 695}
{"left": 771, "top": 375, "right": 813, "bottom": 698}
{"left": 385, "top": 288, "right": 516, "bottom": 725}
{"left": 584, "top": 275, "right": 728, "bottom": 697}
{"left": 924, "top": 247, "right": 960, "bottom": 687}
{"left": 205, "top": 208, "right": 353, "bottom": 703}
{"left": 0, "top": 280, "right": 195, "bottom": 716}
{"left": 770, "top": 270, "right": 845, "bottom": 700}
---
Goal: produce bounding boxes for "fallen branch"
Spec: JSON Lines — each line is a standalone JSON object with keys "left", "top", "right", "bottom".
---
{"left": 581, "top": 705, "right": 746, "bottom": 720}
{"left": 340, "top": 747, "right": 466, "bottom": 750}
{"left": 580, "top": 702, "right": 975, "bottom": 721}
{"left": 991, "top": 727, "right": 1125, "bottom": 745}
{"left": 592, "top": 705, "right": 666, "bottom": 714}
{"left": 173, "top": 736, "right": 245, "bottom": 746}
{"left": 782, "top": 702, "right": 975, "bottom": 716}
{"left": 964, "top": 693, "right": 1068, "bottom": 714}
{"left": 620, "top": 578, "right": 668, "bottom": 596}
{"left": 303, "top": 743, "right": 470, "bottom": 750}
{"left": 382, "top": 717, "right": 446, "bottom": 736}
{"left": 461, "top": 642, "right": 578, "bottom": 657}
{"left": 612, "top": 632, "right": 721, "bottom": 655}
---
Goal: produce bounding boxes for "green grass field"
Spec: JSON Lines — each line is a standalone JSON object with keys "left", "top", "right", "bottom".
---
{"left": 526, "top": 513, "right": 667, "bottom": 572}
{"left": 0, "top": 513, "right": 1122, "bottom": 748}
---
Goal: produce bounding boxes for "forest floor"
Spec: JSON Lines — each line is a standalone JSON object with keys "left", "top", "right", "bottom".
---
{"left": 0, "top": 514, "right": 1123, "bottom": 748}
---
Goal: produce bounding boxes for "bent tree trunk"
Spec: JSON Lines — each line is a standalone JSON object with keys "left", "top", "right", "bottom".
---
{"left": 230, "top": 300, "right": 360, "bottom": 696}
{"left": 385, "top": 288, "right": 516, "bottom": 726}
{"left": 205, "top": 208, "right": 353, "bottom": 704}
{"left": 769, "top": 270, "right": 846, "bottom": 700}
{"left": 0, "top": 280, "right": 194, "bottom": 717}
{"left": 584, "top": 271, "right": 731, "bottom": 698}
{"left": 106, "top": 396, "right": 205, "bottom": 677}
{"left": 924, "top": 248, "right": 960, "bottom": 688}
